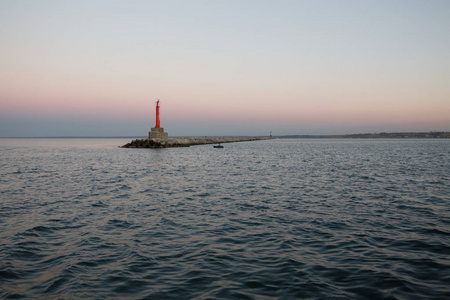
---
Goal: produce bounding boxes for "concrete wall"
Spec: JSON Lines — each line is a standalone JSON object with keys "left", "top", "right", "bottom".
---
{"left": 149, "top": 127, "right": 168, "bottom": 140}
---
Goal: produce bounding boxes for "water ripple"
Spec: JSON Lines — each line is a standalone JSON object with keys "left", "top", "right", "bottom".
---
{"left": 0, "top": 138, "right": 449, "bottom": 299}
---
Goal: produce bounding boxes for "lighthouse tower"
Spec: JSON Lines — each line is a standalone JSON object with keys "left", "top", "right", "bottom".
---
{"left": 149, "top": 99, "right": 168, "bottom": 140}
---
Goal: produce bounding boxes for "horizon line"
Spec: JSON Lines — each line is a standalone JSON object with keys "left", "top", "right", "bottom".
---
{"left": 1, "top": 131, "right": 449, "bottom": 139}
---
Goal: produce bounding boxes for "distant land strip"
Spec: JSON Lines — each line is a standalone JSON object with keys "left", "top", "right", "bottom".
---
{"left": 276, "top": 131, "right": 450, "bottom": 139}
{"left": 121, "top": 137, "right": 271, "bottom": 148}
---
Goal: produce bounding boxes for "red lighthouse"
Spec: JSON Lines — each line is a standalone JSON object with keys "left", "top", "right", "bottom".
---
{"left": 155, "top": 99, "right": 160, "bottom": 128}
{"left": 149, "top": 99, "right": 168, "bottom": 140}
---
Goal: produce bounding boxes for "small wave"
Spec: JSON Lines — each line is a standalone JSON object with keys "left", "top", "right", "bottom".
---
{"left": 105, "top": 219, "right": 135, "bottom": 229}
{"left": 92, "top": 201, "right": 108, "bottom": 207}
{"left": 0, "top": 269, "right": 20, "bottom": 280}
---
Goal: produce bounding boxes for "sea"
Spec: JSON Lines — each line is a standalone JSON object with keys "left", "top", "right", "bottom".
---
{"left": 0, "top": 138, "right": 449, "bottom": 299}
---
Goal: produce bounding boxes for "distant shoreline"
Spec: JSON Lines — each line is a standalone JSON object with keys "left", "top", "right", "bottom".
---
{"left": 276, "top": 131, "right": 450, "bottom": 139}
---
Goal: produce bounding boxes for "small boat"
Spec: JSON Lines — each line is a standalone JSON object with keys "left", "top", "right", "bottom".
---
{"left": 213, "top": 143, "right": 224, "bottom": 148}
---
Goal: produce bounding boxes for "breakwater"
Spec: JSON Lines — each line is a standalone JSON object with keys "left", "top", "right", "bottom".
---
{"left": 121, "top": 137, "right": 270, "bottom": 148}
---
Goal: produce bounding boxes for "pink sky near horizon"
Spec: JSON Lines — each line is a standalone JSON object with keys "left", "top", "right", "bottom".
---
{"left": 2, "top": 70, "right": 447, "bottom": 123}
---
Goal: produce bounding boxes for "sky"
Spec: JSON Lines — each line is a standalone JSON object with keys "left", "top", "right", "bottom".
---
{"left": 1, "top": 0, "right": 449, "bottom": 137}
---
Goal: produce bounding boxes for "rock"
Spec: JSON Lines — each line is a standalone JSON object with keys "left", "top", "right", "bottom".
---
{"left": 121, "top": 137, "right": 270, "bottom": 148}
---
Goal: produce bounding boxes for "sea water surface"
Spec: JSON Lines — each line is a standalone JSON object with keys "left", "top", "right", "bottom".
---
{"left": 0, "top": 138, "right": 449, "bottom": 299}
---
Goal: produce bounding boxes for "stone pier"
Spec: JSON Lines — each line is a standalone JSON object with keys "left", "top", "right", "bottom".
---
{"left": 121, "top": 137, "right": 270, "bottom": 148}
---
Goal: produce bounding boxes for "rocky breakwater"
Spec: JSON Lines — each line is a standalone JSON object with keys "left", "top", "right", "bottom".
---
{"left": 121, "top": 137, "right": 270, "bottom": 148}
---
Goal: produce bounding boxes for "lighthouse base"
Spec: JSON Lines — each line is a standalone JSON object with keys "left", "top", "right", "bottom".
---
{"left": 149, "top": 127, "right": 168, "bottom": 140}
